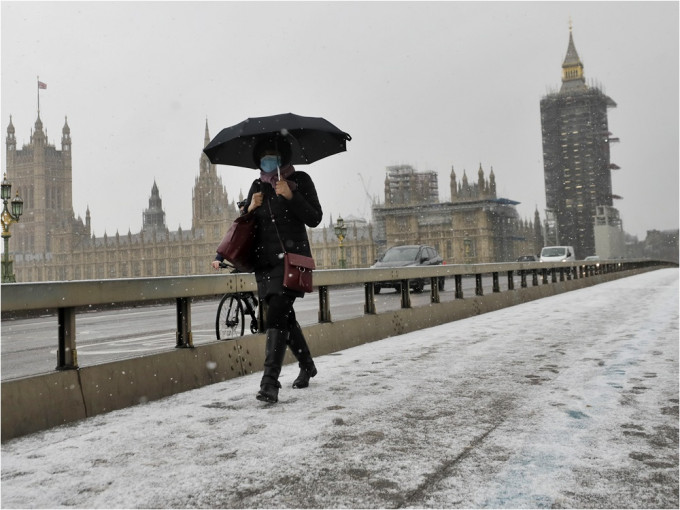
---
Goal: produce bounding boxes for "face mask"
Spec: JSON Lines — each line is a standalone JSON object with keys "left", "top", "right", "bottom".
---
{"left": 260, "top": 155, "right": 280, "bottom": 173}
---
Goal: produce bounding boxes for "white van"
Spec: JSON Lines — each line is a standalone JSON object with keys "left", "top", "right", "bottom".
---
{"left": 540, "top": 246, "right": 576, "bottom": 262}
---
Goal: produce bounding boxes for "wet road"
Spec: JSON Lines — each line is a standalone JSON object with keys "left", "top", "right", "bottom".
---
{"left": 2, "top": 277, "right": 498, "bottom": 380}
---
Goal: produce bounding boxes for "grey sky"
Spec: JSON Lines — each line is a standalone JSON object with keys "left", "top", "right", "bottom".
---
{"left": 1, "top": 1, "right": 678, "bottom": 241}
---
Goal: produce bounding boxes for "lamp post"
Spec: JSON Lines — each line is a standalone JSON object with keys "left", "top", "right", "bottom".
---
{"left": 334, "top": 215, "right": 347, "bottom": 269}
{"left": 1, "top": 173, "right": 24, "bottom": 283}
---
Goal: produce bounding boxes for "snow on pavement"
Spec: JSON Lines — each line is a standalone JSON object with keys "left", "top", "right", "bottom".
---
{"left": 2, "top": 269, "right": 678, "bottom": 508}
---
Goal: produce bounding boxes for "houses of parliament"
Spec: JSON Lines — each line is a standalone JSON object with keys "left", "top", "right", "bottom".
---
{"left": 20, "top": 25, "right": 660, "bottom": 283}
{"left": 4, "top": 27, "right": 677, "bottom": 283}
{"left": 5, "top": 112, "right": 541, "bottom": 283}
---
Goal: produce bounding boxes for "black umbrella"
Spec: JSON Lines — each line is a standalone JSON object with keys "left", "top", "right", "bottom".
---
{"left": 203, "top": 113, "right": 351, "bottom": 168}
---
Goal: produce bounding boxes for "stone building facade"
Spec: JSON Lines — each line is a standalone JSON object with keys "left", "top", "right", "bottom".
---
{"left": 373, "top": 164, "right": 542, "bottom": 263}
{"left": 7, "top": 116, "right": 540, "bottom": 282}
{"left": 8, "top": 118, "right": 241, "bottom": 282}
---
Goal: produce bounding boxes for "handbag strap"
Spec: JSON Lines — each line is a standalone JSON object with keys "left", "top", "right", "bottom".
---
{"left": 266, "top": 197, "right": 287, "bottom": 254}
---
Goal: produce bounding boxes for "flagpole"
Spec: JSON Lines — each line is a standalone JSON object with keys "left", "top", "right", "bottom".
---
{"left": 37, "top": 76, "right": 40, "bottom": 115}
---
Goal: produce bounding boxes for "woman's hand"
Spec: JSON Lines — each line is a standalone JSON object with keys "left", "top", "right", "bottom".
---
{"left": 211, "top": 260, "right": 221, "bottom": 270}
{"left": 275, "top": 180, "right": 293, "bottom": 200}
{"left": 248, "top": 192, "right": 264, "bottom": 212}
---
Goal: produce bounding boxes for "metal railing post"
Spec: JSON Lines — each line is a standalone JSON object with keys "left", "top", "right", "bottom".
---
{"left": 400, "top": 280, "right": 411, "bottom": 308}
{"left": 364, "top": 282, "right": 376, "bottom": 314}
{"left": 430, "top": 277, "right": 441, "bottom": 303}
{"left": 455, "top": 274, "right": 463, "bottom": 298}
{"left": 507, "top": 270, "right": 514, "bottom": 291}
{"left": 492, "top": 272, "right": 500, "bottom": 293}
{"left": 57, "top": 307, "right": 78, "bottom": 370}
{"left": 475, "top": 273, "right": 484, "bottom": 296}
{"left": 175, "top": 297, "right": 193, "bottom": 348}
{"left": 318, "top": 286, "right": 331, "bottom": 322}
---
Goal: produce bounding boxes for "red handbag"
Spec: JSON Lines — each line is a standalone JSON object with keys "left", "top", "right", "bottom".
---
{"left": 216, "top": 212, "right": 257, "bottom": 272}
{"left": 284, "top": 252, "right": 316, "bottom": 293}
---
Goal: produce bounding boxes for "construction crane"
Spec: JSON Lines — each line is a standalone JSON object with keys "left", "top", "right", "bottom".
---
{"left": 357, "top": 173, "right": 374, "bottom": 218}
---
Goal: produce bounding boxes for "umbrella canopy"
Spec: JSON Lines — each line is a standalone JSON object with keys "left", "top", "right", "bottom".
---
{"left": 203, "top": 113, "right": 351, "bottom": 169}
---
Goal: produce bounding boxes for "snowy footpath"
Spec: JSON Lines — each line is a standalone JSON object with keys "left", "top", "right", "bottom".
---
{"left": 2, "top": 269, "right": 678, "bottom": 509}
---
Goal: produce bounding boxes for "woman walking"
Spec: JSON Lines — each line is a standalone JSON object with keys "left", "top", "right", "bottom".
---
{"left": 214, "top": 135, "right": 322, "bottom": 403}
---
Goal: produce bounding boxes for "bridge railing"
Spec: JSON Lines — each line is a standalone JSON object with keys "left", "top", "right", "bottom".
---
{"left": 3, "top": 258, "right": 678, "bottom": 441}
{"left": 1, "top": 258, "right": 672, "bottom": 373}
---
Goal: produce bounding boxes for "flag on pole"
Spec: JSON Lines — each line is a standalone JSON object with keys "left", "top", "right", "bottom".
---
{"left": 38, "top": 81, "right": 47, "bottom": 89}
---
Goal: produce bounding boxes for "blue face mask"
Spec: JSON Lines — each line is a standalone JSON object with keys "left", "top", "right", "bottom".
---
{"left": 260, "top": 155, "right": 280, "bottom": 173}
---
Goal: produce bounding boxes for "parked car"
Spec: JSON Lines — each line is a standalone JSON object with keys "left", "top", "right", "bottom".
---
{"left": 539, "top": 245, "right": 576, "bottom": 262}
{"left": 516, "top": 254, "right": 537, "bottom": 262}
{"left": 371, "top": 245, "right": 445, "bottom": 294}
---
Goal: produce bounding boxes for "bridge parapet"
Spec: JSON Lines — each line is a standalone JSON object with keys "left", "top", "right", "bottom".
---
{"left": 1, "top": 259, "right": 675, "bottom": 441}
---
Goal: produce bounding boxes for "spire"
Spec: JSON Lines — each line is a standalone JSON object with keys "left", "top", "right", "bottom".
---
{"left": 34, "top": 113, "right": 44, "bottom": 133}
{"left": 563, "top": 20, "right": 581, "bottom": 67}
{"left": 32, "top": 113, "right": 45, "bottom": 145}
{"left": 143, "top": 180, "right": 167, "bottom": 234}
{"left": 560, "top": 21, "right": 586, "bottom": 91}
{"left": 6, "top": 115, "right": 16, "bottom": 151}
{"left": 199, "top": 118, "right": 215, "bottom": 176}
{"left": 489, "top": 166, "right": 496, "bottom": 196}
{"left": 61, "top": 116, "right": 71, "bottom": 150}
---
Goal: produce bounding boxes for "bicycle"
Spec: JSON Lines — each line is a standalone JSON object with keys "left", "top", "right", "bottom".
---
{"left": 215, "top": 261, "right": 259, "bottom": 339}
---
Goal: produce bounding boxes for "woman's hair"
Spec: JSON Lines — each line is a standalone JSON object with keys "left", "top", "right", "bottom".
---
{"left": 253, "top": 136, "right": 292, "bottom": 167}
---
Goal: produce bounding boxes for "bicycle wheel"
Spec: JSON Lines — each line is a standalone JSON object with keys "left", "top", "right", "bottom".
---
{"left": 216, "top": 294, "right": 245, "bottom": 339}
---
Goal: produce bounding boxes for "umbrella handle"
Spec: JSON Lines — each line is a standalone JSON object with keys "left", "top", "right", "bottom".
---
{"left": 277, "top": 166, "right": 281, "bottom": 181}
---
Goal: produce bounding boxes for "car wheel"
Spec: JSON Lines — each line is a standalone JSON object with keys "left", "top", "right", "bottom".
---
{"left": 413, "top": 280, "right": 424, "bottom": 293}
{"left": 438, "top": 277, "right": 445, "bottom": 291}
{"left": 374, "top": 284, "right": 381, "bottom": 294}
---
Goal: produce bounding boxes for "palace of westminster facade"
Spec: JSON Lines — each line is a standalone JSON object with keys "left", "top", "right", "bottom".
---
{"left": 6, "top": 116, "right": 541, "bottom": 283}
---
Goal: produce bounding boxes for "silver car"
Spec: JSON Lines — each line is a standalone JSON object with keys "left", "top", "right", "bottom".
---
{"left": 371, "top": 245, "right": 445, "bottom": 294}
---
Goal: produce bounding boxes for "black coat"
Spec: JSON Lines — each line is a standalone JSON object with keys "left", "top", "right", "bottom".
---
{"left": 245, "top": 170, "right": 322, "bottom": 275}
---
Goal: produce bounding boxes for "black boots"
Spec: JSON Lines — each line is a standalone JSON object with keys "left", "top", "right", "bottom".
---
{"left": 256, "top": 329, "right": 289, "bottom": 403}
{"left": 288, "top": 322, "right": 318, "bottom": 389}
{"left": 256, "top": 325, "right": 317, "bottom": 403}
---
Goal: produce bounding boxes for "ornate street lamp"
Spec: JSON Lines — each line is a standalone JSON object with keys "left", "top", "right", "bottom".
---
{"left": 1, "top": 173, "right": 24, "bottom": 283}
{"left": 333, "top": 215, "right": 347, "bottom": 269}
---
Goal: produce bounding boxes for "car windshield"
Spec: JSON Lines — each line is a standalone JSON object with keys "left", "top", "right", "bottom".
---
{"left": 541, "top": 247, "right": 566, "bottom": 257}
{"left": 381, "top": 246, "right": 420, "bottom": 262}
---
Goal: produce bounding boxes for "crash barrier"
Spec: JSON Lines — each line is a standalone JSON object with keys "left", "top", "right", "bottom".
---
{"left": 1, "top": 258, "right": 675, "bottom": 441}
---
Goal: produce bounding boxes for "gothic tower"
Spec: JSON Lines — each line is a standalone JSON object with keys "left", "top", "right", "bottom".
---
{"left": 6, "top": 114, "right": 85, "bottom": 255}
{"left": 540, "top": 24, "right": 619, "bottom": 257}
{"left": 191, "top": 120, "right": 237, "bottom": 241}
{"left": 141, "top": 180, "right": 168, "bottom": 235}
